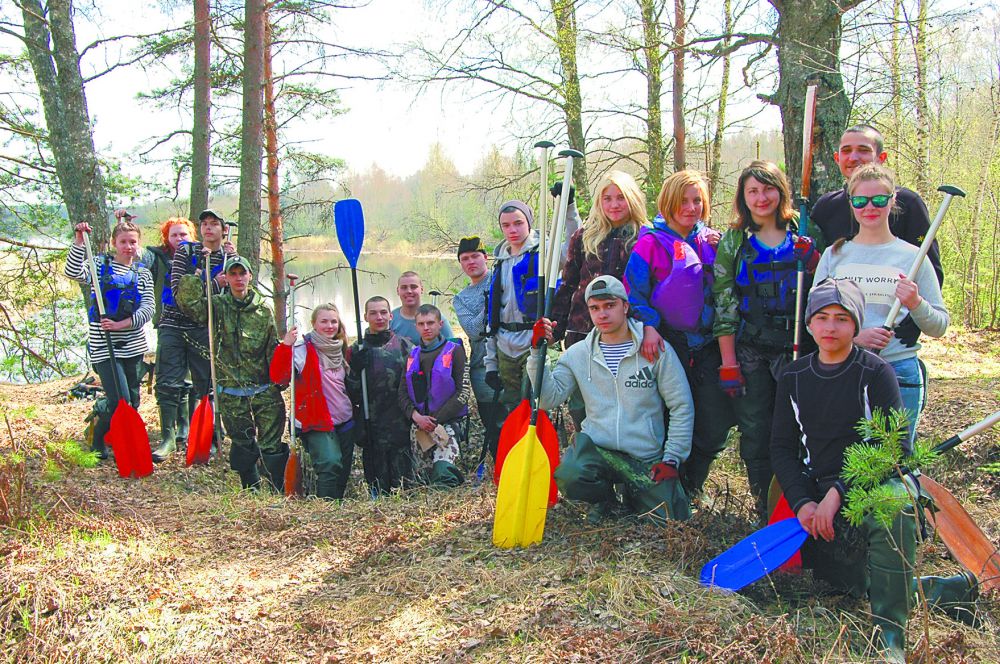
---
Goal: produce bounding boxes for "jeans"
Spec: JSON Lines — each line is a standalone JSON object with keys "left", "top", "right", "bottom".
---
{"left": 890, "top": 356, "right": 924, "bottom": 444}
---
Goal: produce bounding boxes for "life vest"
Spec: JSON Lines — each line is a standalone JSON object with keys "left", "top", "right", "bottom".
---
{"left": 405, "top": 341, "right": 468, "bottom": 417}
{"left": 642, "top": 226, "right": 717, "bottom": 333}
{"left": 88, "top": 255, "right": 142, "bottom": 323}
{"left": 486, "top": 248, "right": 540, "bottom": 335}
{"left": 162, "top": 242, "right": 223, "bottom": 307}
{"left": 734, "top": 231, "right": 800, "bottom": 350}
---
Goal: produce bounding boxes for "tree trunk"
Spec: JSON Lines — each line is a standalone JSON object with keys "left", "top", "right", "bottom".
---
{"left": 770, "top": 0, "right": 859, "bottom": 201}
{"left": 640, "top": 0, "right": 664, "bottom": 207}
{"left": 890, "top": 0, "right": 903, "bottom": 144}
{"left": 961, "top": 103, "right": 1000, "bottom": 326}
{"left": 708, "top": 0, "right": 732, "bottom": 195}
{"left": 263, "top": 14, "right": 287, "bottom": 333}
{"left": 189, "top": 0, "right": 212, "bottom": 221}
{"left": 238, "top": 0, "right": 266, "bottom": 274}
{"left": 22, "top": 0, "right": 109, "bottom": 248}
{"left": 672, "top": 0, "right": 686, "bottom": 171}
{"left": 913, "top": 0, "right": 931, "bottom": 200}
{"left": 551, "top": 0, "right": 589, "bottom": 201}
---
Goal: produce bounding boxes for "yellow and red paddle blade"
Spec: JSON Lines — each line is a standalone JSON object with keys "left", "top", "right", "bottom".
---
{"left": 536, "top": 409, "right": 560, "bottom": 507}
{"left": 493, "top": 399, "right": 531, "bottom": 486}
{"left": 766, "top": 477, "right": 801, "bottom": 571}
{"left": 493, "top": 422, "right": 551, "bottom": 548}
{"left": 105, "top": 399, "right": 153, "bottom": 478}
{"left": 284, "top": 447, "right": 304, "bottom": 498}
{"left": 920, "top": 475, "right": 1000, "bottom": 593}
{"left": 186, "top": 395, "right": 213, "bottom": 466}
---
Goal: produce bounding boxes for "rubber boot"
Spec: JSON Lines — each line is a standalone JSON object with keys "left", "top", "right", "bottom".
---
{"left": 152, "top": 388, "right": 181, "bottom": 463}
{"left": 174, "top": 383, "right": 191, "bottom": 450}
{"left": 744, "top": 460, "right": 773, "bottom": 526}
{"left": 914, "top": 571, "right": 979, "bottom": 626}
{"left": 261, "top": 450, "right": 289, "bottom": 494}
{"left": 679, "top": 447, "right": 715, "bottom": 502}
{"left": 430, "top": 460, "right": 464, "bottom": 488}
{"left": 230, "top": 444, "right": 261, "bottom": 490}
{"left": 867, "top": 506, "right": 917, "bottom": 663}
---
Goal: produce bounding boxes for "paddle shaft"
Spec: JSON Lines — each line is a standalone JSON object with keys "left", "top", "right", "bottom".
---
{"left": 82, "top": 232, "right": 126, "bottom": 400}
{"left": 204, "top": 251, "right": 219, "bottom": 433}
{"left": 288, "top": 275, "right": 297, "bottom": 450}
{"left": 882, "top": 185, "right": 966, "bottom": 329}
{"left": 931, "top": 409, "right": 1000, "bottom": 456}
{"left": 792, "top": 83, "right": 818, "bottom": 361}
{"left": 535, "top": 140, "right": 553, "bottom": 311}
{"left": 349, "top": 267, "right": 371, "bottom": 422}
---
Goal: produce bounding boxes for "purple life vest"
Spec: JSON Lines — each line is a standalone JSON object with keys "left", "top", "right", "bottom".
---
{"left": 641, "top": 226, "right": 717, "bottom": 333}
{"left": 405, "top": 341, "right": 468, "bottom": 418}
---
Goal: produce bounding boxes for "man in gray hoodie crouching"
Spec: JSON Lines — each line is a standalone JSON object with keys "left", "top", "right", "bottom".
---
{"left": 529, "top": 275, "right": 694, "bottom": 524}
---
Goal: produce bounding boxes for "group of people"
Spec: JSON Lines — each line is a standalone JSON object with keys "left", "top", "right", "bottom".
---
{"left": 66, "top": 124, "right": 977, "bottom": 661}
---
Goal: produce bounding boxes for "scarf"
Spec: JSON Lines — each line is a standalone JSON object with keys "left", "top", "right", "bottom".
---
{"left": 309, "top": 331, "right": 344, "bottom": 371}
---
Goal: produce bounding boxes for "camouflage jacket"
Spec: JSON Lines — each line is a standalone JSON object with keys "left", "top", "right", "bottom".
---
{"left": 176, "top": 275, "right": 278, "bottom": 389}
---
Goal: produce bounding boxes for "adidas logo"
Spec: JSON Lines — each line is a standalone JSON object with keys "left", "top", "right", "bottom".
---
{"left": 625, "top": 366, "right": 655, "bottom": 389}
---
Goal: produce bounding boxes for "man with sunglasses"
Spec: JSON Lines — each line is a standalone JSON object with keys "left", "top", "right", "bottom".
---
{"left": 811, "top": 125, "right": 943, "bottom": 348}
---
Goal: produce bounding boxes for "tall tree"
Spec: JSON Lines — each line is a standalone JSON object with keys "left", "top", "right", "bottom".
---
{"left": 551, "top": 0, "right": 588, "bottom": 192}
{"left": 263, "top": 12, "right": 288, "bottom": 330}
{"left": 708, "top": 0, "right": 732, "bottom": 194}
{"left": 672, "top": 0, "right": 686, "bottom": 170}
{"left": 639, "top": 0, "right": 666, "bottom": 204}
{"left": 188, "top": 0, "right": 212, "bottom": 220}
{"left": 238, "top": 0, "right": 265, "bottom": 273}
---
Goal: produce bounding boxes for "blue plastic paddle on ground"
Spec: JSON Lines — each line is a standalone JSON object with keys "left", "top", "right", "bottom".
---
{"left": 700, "top": 517, "right": 808, "bottom": 591}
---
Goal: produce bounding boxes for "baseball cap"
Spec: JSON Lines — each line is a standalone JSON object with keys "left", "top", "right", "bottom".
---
{"left": 198, "top": 209, "right": 224, "bottom": 222}
{"left": 224, "top": 255, "right": 253, "bottom": 273}
{"left": 806, "top": 278, "right": 865, "bottom": 334}
{"left": 585, "top": 275, "right": 628, "bottom": 302}
{"left": 457, "top": 236, "right": 487, "bottom": 259}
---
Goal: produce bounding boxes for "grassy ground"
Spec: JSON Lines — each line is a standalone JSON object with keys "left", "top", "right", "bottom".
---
{"left": 1, "top": 327, "right": 999, "bottom": 663}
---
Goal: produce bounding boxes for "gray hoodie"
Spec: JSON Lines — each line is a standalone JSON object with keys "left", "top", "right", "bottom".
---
{"left": 526, "top": 317, "right": 693, "bottom": 465}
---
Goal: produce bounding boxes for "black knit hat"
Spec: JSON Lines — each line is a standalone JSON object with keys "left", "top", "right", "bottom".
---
{"left": 457, "top": 236, "right": 487, "bottom": 259}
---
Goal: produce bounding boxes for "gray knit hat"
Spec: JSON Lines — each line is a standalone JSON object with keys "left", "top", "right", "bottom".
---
{"left": 497, "top": 200, "right": 534, "bottom": 227}
{"left": 806, "top": 278, "right": 865, "bottom": 335}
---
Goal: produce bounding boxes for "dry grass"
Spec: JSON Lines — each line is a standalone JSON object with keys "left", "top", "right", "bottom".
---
{"left": 1, "top": 328, "right": 998, "bottom": 663}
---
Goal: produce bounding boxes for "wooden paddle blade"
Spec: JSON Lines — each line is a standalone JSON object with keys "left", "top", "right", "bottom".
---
{"left": 766, "top": 477, "right": 802, "bottom": 572}
{"left": 700, "top": 518, "right": 808, "bottom": 591}
{"left": 186, "top": 395, "right": 213, "bottom": 466}
{"left": 920, "top": 475, "right": 1000, "bottom": 593}
{"left": 493, "top": 424, "right": 551, "bottom": 548}
{"left": 493, "top": 399, "right": 531, "bottom": 486}
{"left": 105, "top": 399, "right": 153, "bottom": 478}
{"left": 536, "top": 409, "right": 560, "bottom": 507}
{"left": 284, "top": 448, "right": 304, "bottom": 498}
{"left": 333, "top": 199, "right": 365, "bottom": 269}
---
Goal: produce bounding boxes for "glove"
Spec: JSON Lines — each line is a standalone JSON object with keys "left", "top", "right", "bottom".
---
{"left": 485, "top": 370, "right": 501, "bottom": 392}
{"left": 349, "top": 346, "right": 370, "bottom": 372}
{"left": 894, "top": 314, "right": 921, "bottom": 348}
{"left": 650, "top": 461, "right": 679, "bottom": 483}
{"left": 531, "top": 319, "right": 547, "bottom": 348}
{"left": 550, "top": 181, "right": 575, "bottom": 205}
{"left": 718, "top": 364, "right": 746, "bottom": 398}
{"left": 793, "top": 235, "right": 820, "bottom": 272}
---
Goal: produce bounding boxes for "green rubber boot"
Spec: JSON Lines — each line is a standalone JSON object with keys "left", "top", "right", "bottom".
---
{"left": 151, "top": 387, "right": 182, "bottom": 463}
{"left": 174, "top": 385, "right": 191, "bottom": 450}
{"left": 915, "top": 571, "right": 979, "bottom": 626}
{"left": 261, "top": 450, "right": 289, "bottom": 494}
{"left": 866, "top": 502, "right": 917, "bottom": 663}
{"left": 430, "top": 460, "right": 464, "bottom": 488}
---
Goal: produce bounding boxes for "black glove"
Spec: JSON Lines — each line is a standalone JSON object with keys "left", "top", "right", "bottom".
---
{"left": 349, "top": 346, "right": 370, "bottom": 372}
{"left": 485, "top": 370, "right": 501, "bottom": 392}
{"left": 550, "top": 181, "right": 575, "bottom": 205}
{"left": 894, "top": 315, "right": 921, "bottom": 348}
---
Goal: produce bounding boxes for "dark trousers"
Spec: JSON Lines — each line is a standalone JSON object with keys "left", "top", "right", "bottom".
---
{"left": 300, "top": 429, "right": 345, "bottom": 500}
{"left": 92, "top": 355, "right": 142, "bottom": 451}
{"left": 155, "top": 326, "right": 211, "bottom": 398}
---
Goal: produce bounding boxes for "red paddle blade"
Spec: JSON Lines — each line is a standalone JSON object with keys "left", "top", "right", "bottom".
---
{"left": 494, "top": 400, "right": 531, "bottom": 486}
{"left": 105, "top": 399, "right": 152, "bottom": 478}
{"left": 284, "top": 448, "right": 304, "bottom": 497}
{"left": 186, "top": 395, "right": 213, "bottom": 466}
{"left": 535, "top": 409, "right": 560, "bottom": 507}
{"left": 768, "top": 493, "right": 802, "bottom": 572}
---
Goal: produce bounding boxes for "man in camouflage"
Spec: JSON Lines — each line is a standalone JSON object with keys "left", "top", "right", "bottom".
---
{"left": 176, "top": 255, "right": 286, "bottom": 491}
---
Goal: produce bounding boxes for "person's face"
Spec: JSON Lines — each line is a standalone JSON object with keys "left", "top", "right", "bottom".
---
{"left": 313, "top": 309, "right": 340, "bottom": 338}
{"left": 364, "top": 301, "right": 392, "bottom": 332}
{"left": 227, "top": 266, "right": 251, "bottom": 298}
{"left": 397, "top": 276, "right": 422, "bottom": 308}
{"left": 415, "top": 313, "right": 443, "bottom": 342}
{"left": 167, "top": 223, "right": 191, "bottom": 251}
{"left": 670, "top": 184, "right": 704, "bottom": 233}
{"left": 742, "top": 176, "right": 780, "bottom": 223}
{"left": 834, "top": 132, "right": 887, "bottom": 180}
{"left": 498, "top": 210, "right": 530, "bottom": 248}
{"left": 849, "top": 180, "right": 894, "bottom": 231}
{"left": 808, "top": 304, "right": 856, "bottom": 355}
{"left": 459, "top": 251, "right": 488, "bottom": 279}
{"left": 200, "top": 217, "right": 223, "bottom": 243}
{"left": 587, "top": 297, "right": 628, "bottom": 334}
{"left": 600, "top": 183, "right": 631, "bottom": 225}
{"left": 113, "top": 230, "right": 141, "bottom": 261}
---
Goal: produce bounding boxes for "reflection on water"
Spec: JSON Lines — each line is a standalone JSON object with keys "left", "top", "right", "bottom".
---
{"left": 270, "top": 251, "right": 469, "bottom": 339}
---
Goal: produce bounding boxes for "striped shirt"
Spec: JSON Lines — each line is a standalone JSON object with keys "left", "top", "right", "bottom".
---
{"left": 598, "top": 340, "right": 633, "bottom": 377}
{"left": 158, "top": 241, "right": 228, "bottom": 330}
{"left": 64, "top": 244, "right": 154, "bottom": 363}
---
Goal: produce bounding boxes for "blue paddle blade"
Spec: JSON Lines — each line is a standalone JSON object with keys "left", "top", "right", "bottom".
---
{"left": 334, "top": 199, "right": 365, "bottom": 269}
{"left": 700, "top": 517, "right": 808, "bottom": 591}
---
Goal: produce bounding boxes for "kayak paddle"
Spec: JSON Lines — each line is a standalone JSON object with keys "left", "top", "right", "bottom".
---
{"left": 700, "top": 517, "right": 809, "bottom": 591}
{"left": 284, "top": 273, "right": 305, "bottom": 497}
{"left": 186, "top": 250, "right": 217, "bottom": 466}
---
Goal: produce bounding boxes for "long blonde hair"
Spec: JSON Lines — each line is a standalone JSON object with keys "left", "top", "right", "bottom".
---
{"left": 657, "top": 170, "right": 712, "bottom": 225}
{"left": 581, "top": 170, "right": 649, "bottom": 258}
{"left": 311, "top": 302, "right": 349, "bottom": 346}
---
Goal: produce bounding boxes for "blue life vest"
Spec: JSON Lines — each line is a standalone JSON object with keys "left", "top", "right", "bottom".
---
{"left": 405, "top": 341, "right": 468, "bottom": 418}
{"left": 486, "top": 247, "right": 539, "bottom": 335}
{"left": 734, "top": 231, "right": 800, "bottom": 350}
{"left": 88, "top": 255, "right": 142, "bottom": 323}
{"left": 162, "top": 242, "right": 224, "bottom": 307}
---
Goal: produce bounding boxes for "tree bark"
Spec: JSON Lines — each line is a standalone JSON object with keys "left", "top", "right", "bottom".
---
{"left": 913, "top": 0, "right": 931, "bottom": 200}
{"left": 708, "top": 0, "right": 732, "bottom": 195}
{"left": 551, "top": 0, "right": 589, "bottom": 201}
{"left": 238, "top": 0, "right": 266, "bottom": 274}
{"left": 770, "top": 0, "right": 860, "bottom": 201}
{"left": 21, "top": 0, "right": 109, "bottom": 248}
{"left": 640, "top": 0, "right": 664, "bottom": 206}
{"left": 189, "top": 0, "right": 212, "bottom": 221}
{"left": 672, "top": 0, "right": 686, "bottom": 171}
{"left": 263, "top": 14, "right": 287, "bottom": 332}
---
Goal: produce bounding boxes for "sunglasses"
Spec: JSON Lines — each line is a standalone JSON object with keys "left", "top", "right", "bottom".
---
{"left": 850, "top": 194, "right": 892, "bottom": 209}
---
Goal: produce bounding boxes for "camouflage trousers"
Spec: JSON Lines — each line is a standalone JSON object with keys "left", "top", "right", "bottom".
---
{"left": 409, "top": 422, "right": 464, "bottom": 488}
{"left": 218, "top": 384, "right": 286, "bottom": 463}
